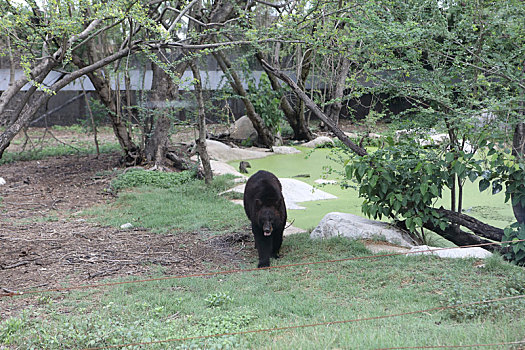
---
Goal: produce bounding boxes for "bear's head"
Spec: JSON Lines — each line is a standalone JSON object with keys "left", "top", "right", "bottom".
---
{"left": 255, "top": 199, "right": 282, "bottom": 236}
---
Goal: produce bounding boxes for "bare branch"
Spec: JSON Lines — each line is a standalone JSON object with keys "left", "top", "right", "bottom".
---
{"left": 261, "top": 59, "right": 367, "bottom": 155}
{"left": 253, "top": 0, "right": 290, "bottom": 10}
{"left": 168, "top": 0, "right": 200, "bottom": 33}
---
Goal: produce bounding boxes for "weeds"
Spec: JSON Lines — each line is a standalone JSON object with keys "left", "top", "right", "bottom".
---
{"left": 442, "top": 273, "right": 525, "bottom": 322}
{"left": 206, "top": 292, "right": 234, "bottom": 308}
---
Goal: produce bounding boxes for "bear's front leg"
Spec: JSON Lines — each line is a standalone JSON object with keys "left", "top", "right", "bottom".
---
{"left": 271, "top": 231, "right": 283, "bottom": 259}
{"left": 254, "top": 233, "right": 272, "bottom": 268}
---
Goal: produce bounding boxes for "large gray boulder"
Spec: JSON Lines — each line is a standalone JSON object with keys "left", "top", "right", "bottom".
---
{"left": 310, "top": 212, "right": 416, "bottom": 248}
{"left": 229, "top": 116, "right": 258, "bottom": 141}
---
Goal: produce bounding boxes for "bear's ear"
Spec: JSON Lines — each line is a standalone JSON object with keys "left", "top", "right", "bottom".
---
{"left": 255, "top": 199, "right": 263, "bottom": 209}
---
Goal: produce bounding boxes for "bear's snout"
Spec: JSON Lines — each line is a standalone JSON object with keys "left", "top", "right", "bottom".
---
{"left": 263, "top": 222, "right": 273, "bottom": 236}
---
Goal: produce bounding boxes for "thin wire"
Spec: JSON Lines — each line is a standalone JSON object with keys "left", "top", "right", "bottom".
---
{"left": 82, "top": 294, "right": 525, "bottom": 350}
{"left": 2, "top": 239, "right": 522, "bottom": 298}
{"left": 377, "top": 340, "right": 525, "bottom": 349}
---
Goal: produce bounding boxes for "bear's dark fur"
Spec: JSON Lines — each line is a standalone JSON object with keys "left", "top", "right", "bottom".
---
{"left": 243, "top": 170, "right": 287, "bottom": 268}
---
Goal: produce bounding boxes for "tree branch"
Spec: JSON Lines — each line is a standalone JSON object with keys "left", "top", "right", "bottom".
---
{"left": 260, "top": 59, "right": 368, "bottom": 156}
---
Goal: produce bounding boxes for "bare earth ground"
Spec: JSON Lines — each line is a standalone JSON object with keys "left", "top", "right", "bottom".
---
{"left": 0, "top": 149, "right": 250, "bottom": 319}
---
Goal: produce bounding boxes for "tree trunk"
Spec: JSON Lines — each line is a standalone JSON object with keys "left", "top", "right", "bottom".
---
{"left": 0, "top": 44, "right": 135, "bottom": 160}
{"left": 326, "top": 57, "right": 351, "bottom": 125}
{"left": 436, "top": 208, "right": 504, "bottom": 241}
{"left": 190, "top": 61, "right": 213, "bottom": 184}
{"left": 512, "top": 121, "right": 525, "bottom": 224}
{"left": 261, "top": 59, "right": 367, "bottom": 156}
{"left": 0, "top": 57, "right": 57, "bottom": 119}
{"left": 0, "top": 18, "right": 102, "bottom": 118}
{"left": 144, "top": 52, "right": 187, "bottom": 167}
{"left": 0, "top": 91, "right": 48, "bottom": 158}
{"left": 71, "top": 54, "right": 141, "bottom": 165}
{"left": 422, "top": 221, "right": 501, "bottom": 253}
{"left": 213, "top": 50, "right": 275, "bottom": 147}
{"left": 256, "top": 51, "right": 313, "bottom": 141}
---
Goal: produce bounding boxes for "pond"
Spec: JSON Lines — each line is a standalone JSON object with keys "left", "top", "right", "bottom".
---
{"left": 231, "top": 146, "right": 516, "bottom": 232}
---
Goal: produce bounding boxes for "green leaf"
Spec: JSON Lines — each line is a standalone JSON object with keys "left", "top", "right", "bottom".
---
{"left": 357, "top": 164, "right": 366, "bottom": 179}
{"left": 430, "top": 184, "right": 439, "bottom": 197}
{"left": 515, "top": 250, "right": 525, "bottom": 262}
{"left": 479, "top": 179, "right": 490, "bottom": 192}
{"left": 393, "top": 201, "right": 402, "bottom": 212}
{"left": 420, "top": 182, "right": 428, "bottom": 195}
{"left": 370, "top": 175, "right": 378, "bottom": 188}
{"left": 492, "top": 182, "right": 503, "bottom": 195}
{"left": 380, "top": 181, "right": 389, "bottom": 195}
{"left": 345, "top": 165, "right": 353, "bottom": 179}
{"left": 406, "top": 217, "right": 413, "bottom": 231}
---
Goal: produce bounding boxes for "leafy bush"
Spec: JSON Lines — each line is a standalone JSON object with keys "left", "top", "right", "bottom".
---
{"left": 248, "top": 73, "right": 284, "bottom": 133}
{"left": 502, "top": 222, "right": 525, "bottom": 265}
{"left": 345, "top": 138, "right": 485, "bottom": 232}
{"left": 110, "top": 169, "right": 195, "bottom": 191}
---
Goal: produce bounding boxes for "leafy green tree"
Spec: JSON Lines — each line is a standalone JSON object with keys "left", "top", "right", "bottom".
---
{"left": 0, "top": 0, "right": 153, "bottom": 159}
{"left": 259, "top": 0, "right": 525, "bottom": 258}
{"left": 0, "top": 0, "right": 272, "bottom": 163}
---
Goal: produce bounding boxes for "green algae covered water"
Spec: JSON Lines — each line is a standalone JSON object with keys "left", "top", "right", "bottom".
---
{"left": 231, "top": 146, "right": 515, "bottom": 232}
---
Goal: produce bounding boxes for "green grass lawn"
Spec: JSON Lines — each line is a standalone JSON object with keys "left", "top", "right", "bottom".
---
{"left": 2, "top": 234, "right": 524, "bottom": 349}
{"left": 85, "top": 174, "right": 249, "bottom": 234}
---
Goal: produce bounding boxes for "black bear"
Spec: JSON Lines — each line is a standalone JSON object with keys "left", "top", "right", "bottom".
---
{"left": 243, "top": 170, "right": 287, "bottom": 268}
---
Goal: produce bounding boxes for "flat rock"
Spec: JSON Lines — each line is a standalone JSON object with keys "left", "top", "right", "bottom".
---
{"left": 204, "top": 140, "right": 270, "bottom": 162}
{"left": 272, "top": 146, "right": 301, "bottom": 154}
{"left": 407, "top": 245, "right": 492, "bottom": 259}
{"left": 210, "top": 160, "right": 247, "bottom": 178}
{"left": 344, "top": 132, "right": 358, "bottom": 139}
{"left": 230, "top": 178, "right": 337, "bottom": 210}
{"left": 0, "top": 177, "right": 5, "bottom": 186}
{"left": 314, "top": 179, "right": 337, "bottom": 185}
{"left": 310, "top": 212, "right": 416, "bottom": 248}
{"left": 365, "top": 242, "right": 410, "bottom": 254}
{"left": 302, "top": 136, "right": 334, "bottom": 148}
{"left": 284, "top": 224, "right": 307, "bottom": 236}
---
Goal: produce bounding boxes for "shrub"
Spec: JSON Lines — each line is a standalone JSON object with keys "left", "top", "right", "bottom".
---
{"left": 502, "top": 222, "right": 525, "bottom": 265}
{"left": 110, "top": 169, "right": 195, "bottom": 191}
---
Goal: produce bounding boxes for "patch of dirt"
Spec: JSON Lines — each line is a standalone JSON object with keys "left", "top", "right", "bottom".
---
{"left": 362, "top": 241, "right": 411, "bottom": 255}
{"left": 0, "top": 152, "right": 249, "bottom": 319}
